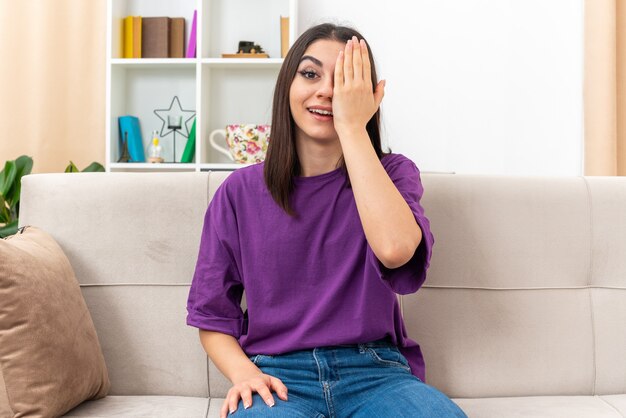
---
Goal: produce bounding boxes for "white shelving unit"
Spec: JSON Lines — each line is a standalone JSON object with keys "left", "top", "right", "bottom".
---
{"left": 106, "top": 0, "right": 297, "bottom": 172}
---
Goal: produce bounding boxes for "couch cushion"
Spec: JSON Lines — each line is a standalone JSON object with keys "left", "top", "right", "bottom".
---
{"left": 452, "top": 395, "right": 624, "bottom": 417}
{"left": 403, "top": 287, "right": 595, "bottom": 398}
{"left": 600, "top": 395, "right": 626, "bottom": 415}
{"left": 80, "top": 285, "right": 209, "bottom": 397}
{"left": 19, "top": 173, "right": 212, "bottom": 397}
{"left": 0, "top": 226, "right": 110, "bottom": 417}
{"left": 586, "top": 178, "right": 626, "bottom": 394}
{"left": 19, "top": 173, "right": 210, "bottom": 287}
{"left": 404, "top": 175, "right": 626, "bottom": 399}
{"left": 62, "top": 396, "right": 209, "bottom": 417}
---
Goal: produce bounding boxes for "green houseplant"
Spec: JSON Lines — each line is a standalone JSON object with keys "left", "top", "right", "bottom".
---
{"left": 0, "top": 155, "right": 34, "bottom": 238}
{"left": 0, "top": 156, "right": 105, "bottom": 238}
{"left": 65, "top": 161, "right": 105, "bottom": 173}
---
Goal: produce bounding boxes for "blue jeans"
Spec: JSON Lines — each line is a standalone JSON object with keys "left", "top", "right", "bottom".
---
{"left": 231, "top": 339, "right": 467, "bottom": 417}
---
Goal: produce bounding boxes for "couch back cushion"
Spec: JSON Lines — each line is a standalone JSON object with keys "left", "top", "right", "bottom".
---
{"left": 19, "top": 172, "right": 626, "bottom": 400}
{"left": 20, "top": 173, "right": 213, "bottom": 397}
{"left": 404, "top": 175, "right": 626, "bottom": 398}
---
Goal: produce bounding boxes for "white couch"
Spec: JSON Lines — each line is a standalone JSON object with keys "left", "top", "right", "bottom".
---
{"left": 18, "top": 171, "right": 626, "bottom": 417}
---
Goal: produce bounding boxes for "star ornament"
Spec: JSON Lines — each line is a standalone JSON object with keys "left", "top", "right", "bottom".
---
{"left": 153, "top": 96, "right": 196, "bottom": 138}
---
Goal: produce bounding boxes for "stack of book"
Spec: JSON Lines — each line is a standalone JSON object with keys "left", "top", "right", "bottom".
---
{"left": 123, "top": 11, "right": 197, "bottom": 58}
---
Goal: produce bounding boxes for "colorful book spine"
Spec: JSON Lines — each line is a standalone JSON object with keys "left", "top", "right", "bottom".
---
{"left": 142, "top": 17, "right": 169, "bottom": 58}
{"left": 281, "top": 16, "right": 289, "bottom": 58}
{"left": 118, "top": 116, "right": 146, "bottom": 162}
{"left": 186, "top": 10, "right": 197, "bottom": 58}
{"left": 181, "top": 118, "right": 196, "bottom": 163}
{"left": 169, "top": 18, "right": 186, "bottom": 58}
{"left": 123, "top": 16, "right": 142, "bottom": 58}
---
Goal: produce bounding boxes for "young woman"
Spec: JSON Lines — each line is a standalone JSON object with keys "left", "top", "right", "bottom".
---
{"left": 186, "top": 23, "right": 467, "bottom": 418}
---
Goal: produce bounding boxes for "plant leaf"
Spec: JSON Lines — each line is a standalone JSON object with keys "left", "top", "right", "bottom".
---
{"left": 6, "top": 155, "right": 33, "bottom": 209}
{"left": 15, "top": 155, "right": 33, "bottom": 176}
{"left": 0, "top": 219, "right": 18, "bottom": 238}
{"left": 82, "top": 162, "right": 105, "bottom": 172}
{"left": 14, "top": 155, "right": 33, "bottom": 177}
{"left": 0, "top": 160, "right": 17, "bottom": 198}
{"left": 65, "top": 161, "right": 79, "bottom": 173}
{"left": 0, "top": 193, "right": 11, "bottom": 223}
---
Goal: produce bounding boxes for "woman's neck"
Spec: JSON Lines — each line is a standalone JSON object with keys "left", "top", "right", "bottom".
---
{"left": 295, "top": 136, "right": 343, "bottom": 178}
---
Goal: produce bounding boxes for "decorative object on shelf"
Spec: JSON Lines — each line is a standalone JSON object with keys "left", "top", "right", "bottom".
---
{"left": 153, "top": 96, "right": 196, "bottom": 163}
{"left": 118, "top": 116, "right": 146, "bottom": 162}
{"left": 167, "top": 115, "right": 182, "bottom": 163}
{"left": 117, "top": 132, "right": 131, "bottom": 163}
{"left": 186, "top": 10, "right": 197, "bottom": 58}
{"left": 209, "top": 124, "right": 271, "bottom": 164}
{"left": 147, "top": 131, "right": 164, "bottom": 163}
{"left": 181, "top": 118, "right": 196, "bottom": 163}
{"left": 222, "top": 41, "right": 269, "bottom": 58}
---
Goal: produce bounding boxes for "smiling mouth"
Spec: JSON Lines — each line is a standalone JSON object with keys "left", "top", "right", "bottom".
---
{"left": 308, "top": 108, "right": 333, "bottom": 117}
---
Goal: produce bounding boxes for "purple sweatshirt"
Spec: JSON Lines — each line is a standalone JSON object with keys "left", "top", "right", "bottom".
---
{"left": 186, "top": 152, "right": 434, "bottom": 382}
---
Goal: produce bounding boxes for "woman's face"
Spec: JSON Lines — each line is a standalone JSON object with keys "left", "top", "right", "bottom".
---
{"left": 289, "top": 39, "right": 345, "bottom": 145}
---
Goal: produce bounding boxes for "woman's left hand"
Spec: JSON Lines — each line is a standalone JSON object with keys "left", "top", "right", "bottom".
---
{"left": 333, "top": 36, "right": 385, "bottom": 137}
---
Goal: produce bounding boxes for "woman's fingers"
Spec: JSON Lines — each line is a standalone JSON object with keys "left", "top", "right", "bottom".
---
{"left": 220, "top": 387, "right": 241, "bottom": 418}
{"left": 335, "top": 50, "right": 344, "bottom": 88}
{"left": 360, "top": 39, "right": 373, "bottom": 90}
{"left": 219, "top": 374, "right": 289, "bottom": 417}
{"left": 337, "top": 37, "right": 372, "bottom": 88}
{"left": 220, "top": 397, "right": 229, "bottom": 418}
{"left": 352, "top": 36, "right": 363, "bottom": 82}
{"left": 333, "top": 36, "right": 383, "bottom": 133}
{"left": 254, "top": 383, "right": 276, "bottom": 407}
{"left": 343, "top": 38, "right": 354, "bottom": 83}
{"left": 270, "top": 376, "right": 289, "bottom": 401}
{"left": 240, "top": 386, "right": 253, "bottom": 410}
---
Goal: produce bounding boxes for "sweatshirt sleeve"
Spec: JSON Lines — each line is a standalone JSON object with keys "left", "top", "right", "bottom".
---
{"left": 186, "top": 180, "right": 245, "bottom": 338}
{"left": 366, "top": 155, "right": 435, "bottom": 295}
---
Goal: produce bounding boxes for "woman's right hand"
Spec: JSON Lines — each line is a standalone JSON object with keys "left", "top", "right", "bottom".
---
{"left": 221, "top": 371, "right": 289, "bottom": 417}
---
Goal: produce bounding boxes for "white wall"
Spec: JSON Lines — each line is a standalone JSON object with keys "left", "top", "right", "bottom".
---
{"left": 298, "top": 0, "right": 584, "bottom": 175}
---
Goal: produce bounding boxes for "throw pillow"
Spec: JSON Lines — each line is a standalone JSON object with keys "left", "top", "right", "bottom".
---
{"left": 0, "top": 226, "right": 110, "bottom": 417}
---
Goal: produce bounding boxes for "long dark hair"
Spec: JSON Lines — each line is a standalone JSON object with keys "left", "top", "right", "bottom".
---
{"left": 263, "top": 23, "right": 387, "bottom": 217}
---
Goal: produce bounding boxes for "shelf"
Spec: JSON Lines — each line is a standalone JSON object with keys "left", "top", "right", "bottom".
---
{"left": 106, "top": 0, "right": 297, "bottom": 171}
{"left": 201, "top": 58, "right": 284, "bottom": 68}
{"left": 108, "top": 162, "right": 253, "bottom": 172}
{"left": 110, "top": 163, "right": 197, "bottom": 170}
{"left": 111, "top": 58, "right": 197, "bottom": 69}
{"left": 110, "top": 58, "right": 284, "bottom": 69}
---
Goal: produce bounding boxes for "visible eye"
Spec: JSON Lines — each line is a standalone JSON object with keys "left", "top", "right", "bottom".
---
{"left": 298, "top": 70, "right": 318, "bottom": 80}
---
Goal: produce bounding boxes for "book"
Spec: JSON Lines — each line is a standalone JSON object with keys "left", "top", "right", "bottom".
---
{"left": 124, "top": 16, "right": 142, "bottom": 58}
{"left": 281, "top": 16, "right": 289, "bottom": 58}
{"left": 181, "top": 118, "right": 196, "bottom": 163}
{"left": 186, "top": 10, "right": 197, "bottom": 58}
{"left": 142, "top": 17, "right": 169, "bottom": 59}
{"left": 118, "top": 116, "right": 145, "bottom": 162}
{"left": 169, "top": 18, "right": 185, "bottom": 58}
